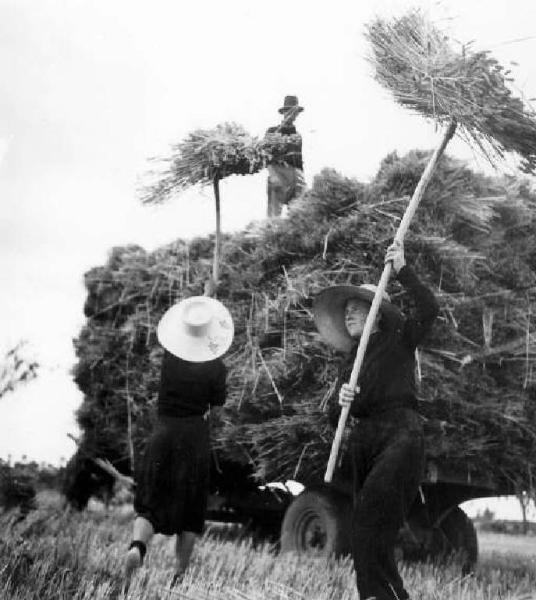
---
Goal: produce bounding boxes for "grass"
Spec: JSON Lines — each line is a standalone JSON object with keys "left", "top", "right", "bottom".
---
{"left": 478, "top": 530, "right": 536, "bottom": 559}
{"left": 0, "top": 495, "right": 535, "bottom": 600}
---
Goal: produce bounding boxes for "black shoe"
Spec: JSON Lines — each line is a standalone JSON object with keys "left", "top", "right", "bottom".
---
{"left": 124, "top": 541, "right": 147, "bottom": 582}
{"left": 170, "top": 571, "right": 185, "bottom": 587}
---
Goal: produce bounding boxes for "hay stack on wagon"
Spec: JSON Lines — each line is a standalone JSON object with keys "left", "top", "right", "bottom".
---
{"left": 70, "top": 150, "right": 536, "bottom": 496}
{"left": 68, "top": 9, "right": 536, "bottom": 500}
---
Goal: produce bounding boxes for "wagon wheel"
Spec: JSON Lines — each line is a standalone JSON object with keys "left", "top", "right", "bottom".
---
{"left": 280, "top": 488, "right": 351, "bottom": 557}
{"left": 431, "top": 506, "right": 478, "bottom": 573}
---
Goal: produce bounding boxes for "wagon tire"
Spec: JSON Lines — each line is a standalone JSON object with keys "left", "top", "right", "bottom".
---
{"left": 280, "top": 488, "right": 351, "bottom": 557}
{"left": 434, "top": 506, "right": 478, "bottom": 573}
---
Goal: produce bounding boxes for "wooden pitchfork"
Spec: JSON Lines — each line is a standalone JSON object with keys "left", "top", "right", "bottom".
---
{"left": 324, "top": 119, "right": 456, "bottom": 482}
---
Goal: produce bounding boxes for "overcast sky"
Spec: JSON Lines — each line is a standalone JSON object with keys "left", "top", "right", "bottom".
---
{"left": 0, "top": 0, "right": 535, "bottom": 517}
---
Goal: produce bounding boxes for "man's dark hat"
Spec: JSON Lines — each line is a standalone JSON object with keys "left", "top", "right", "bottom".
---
{"left": 279, "top": 95, "right": 304, "bottom": 114}
{"left": 313, "top": 285, "right": 402, "bottom": 352}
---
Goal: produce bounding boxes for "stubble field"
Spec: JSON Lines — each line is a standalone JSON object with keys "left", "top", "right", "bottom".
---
{"left": 0, "top": 494, "right": 535, "bottom": 600}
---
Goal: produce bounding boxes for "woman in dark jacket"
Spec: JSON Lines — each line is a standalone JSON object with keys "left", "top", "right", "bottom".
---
{"left": 314, "top": 241, "right": 439, "bottom": 600}
{"left": 124, "top": 296, "right": 234, "bottom": 586}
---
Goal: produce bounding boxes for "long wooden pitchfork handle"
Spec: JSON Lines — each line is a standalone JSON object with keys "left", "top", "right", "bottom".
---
{"left": 324, "top": 119, "right": 457, "bottom": 483}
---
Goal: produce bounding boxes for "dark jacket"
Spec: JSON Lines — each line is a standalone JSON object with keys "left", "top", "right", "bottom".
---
{"left": 330, "top": 266, "right": 439, "bottom": 421}
{"left": 157, "top": 350, "right": 227, "bottom": 418}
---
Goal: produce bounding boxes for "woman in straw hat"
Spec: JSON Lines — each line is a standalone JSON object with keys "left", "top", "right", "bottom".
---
{"left": 314, "top": 240, "right": 438, "bottom": 600}
{"left": 124, "top": 296, "right": 234, "bottom": 587}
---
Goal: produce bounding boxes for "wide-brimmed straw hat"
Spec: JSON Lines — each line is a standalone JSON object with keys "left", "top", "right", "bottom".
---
{"left": 157, "top": 296, "right": 234, "bottom": 362}
{"left": 313, "top": 284, "right": 402, "bottom": 352}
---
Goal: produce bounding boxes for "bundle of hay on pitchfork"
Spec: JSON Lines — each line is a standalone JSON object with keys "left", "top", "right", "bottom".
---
{"left": 142, "top": 122, "right": 301, "bottom": 295}
{"left": 325, "top": 8, "right": 536, "bottom": 481}
{"left": 368, "top": 10, "right": 536, "bottom": 173}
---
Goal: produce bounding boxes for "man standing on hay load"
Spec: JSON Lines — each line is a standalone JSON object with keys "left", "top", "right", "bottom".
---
{"left": 314, "top": 240, "right": 439, "bottom": 600}
{"left": 264, "top": 95, "right": 306, "bottom": 217}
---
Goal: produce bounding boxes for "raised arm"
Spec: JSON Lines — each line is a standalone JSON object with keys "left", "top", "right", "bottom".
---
{"left": 397, "top": 265, "right": 439, "bottom": 349}
{"left": 385, "top": 240, "right": 439, "bottom": 349}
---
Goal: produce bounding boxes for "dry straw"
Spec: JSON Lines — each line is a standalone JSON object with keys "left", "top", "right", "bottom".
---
{"left": 366, "top": 9, "right": 536, "bottom": 173}
{"left": 71, "top": 155, "right": 536, "bottom": 495}
{"left": 141, "top": 122, "right": 301, "bottom": 205}
{"left": 140, "top": 122, "right": 302, "bottom": 291}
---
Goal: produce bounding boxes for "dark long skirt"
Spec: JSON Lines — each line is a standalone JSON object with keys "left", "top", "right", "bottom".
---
{"left": 350, "top": 408, "right": 424, "bottom": 600}
{"left": 134, "top": 415, "right": 210, "bottom": 535}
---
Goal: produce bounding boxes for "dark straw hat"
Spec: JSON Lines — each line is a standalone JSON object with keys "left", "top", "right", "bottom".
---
{"left": 313, "top": 284, "right": 402, "bottom": 352}
{"left": 279, "top": 95, "right": 304, "bottom": 114}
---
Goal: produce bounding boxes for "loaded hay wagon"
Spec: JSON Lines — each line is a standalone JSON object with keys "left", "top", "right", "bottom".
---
{"left": 67, "top": 9, "right": 536, "bottom": 572}
{"left": 69, "top": 149, "right": 536, "bottom": 571}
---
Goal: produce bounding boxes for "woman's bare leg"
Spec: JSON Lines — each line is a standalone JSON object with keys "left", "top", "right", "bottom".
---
{"left": 174, "top": 531, "right": 197, "bottom": 577}
{"left": 133, "top": 516, "right": 155, "bottom": 544}
{"left": 125, "top": 517, "right": 154, "bottom": 581}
